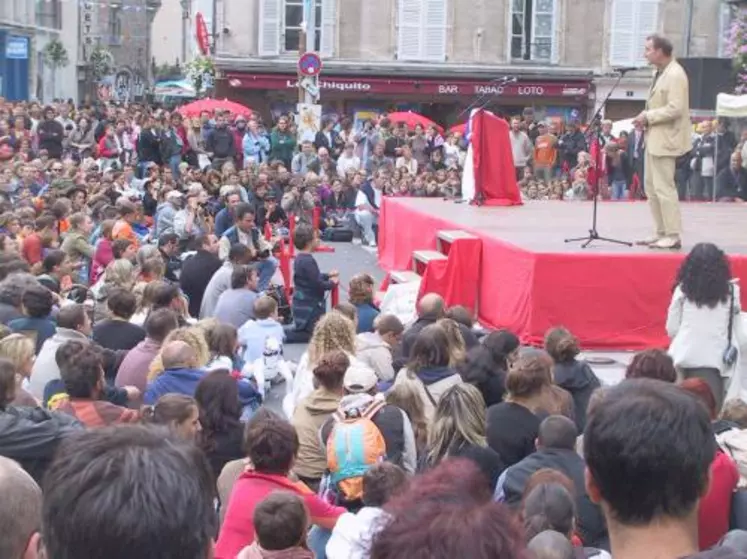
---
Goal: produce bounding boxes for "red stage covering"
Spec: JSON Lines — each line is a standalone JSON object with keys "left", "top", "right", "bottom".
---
{"left": 469, "top": 110, "right": 522, "bottom": 207}
{"left": 417, "top": 237, "right": 482, "bottom": 314}
{"left": 378, "top": 198, "right": 747, "bottom": 350}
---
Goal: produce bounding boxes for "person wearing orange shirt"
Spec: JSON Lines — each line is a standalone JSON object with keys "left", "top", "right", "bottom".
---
{"left": 112, "top": 201, "right": 140, "bottom": 250}
{"left": 533, "top": 122, "right": 557, "bottom": 184}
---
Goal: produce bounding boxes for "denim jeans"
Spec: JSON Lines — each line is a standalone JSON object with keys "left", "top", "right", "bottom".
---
{"left": 307, "top": 526, "right": 332, "bottom": 559}
{"left": 168, "top": 154, "right": 182, "bottom": 181}
{"left": 611, "top": 180, "right": 627, "bottom": 200}
{"left": 256, "top": 256, "right": 278, "bottom": 291}
{"left": 355, "top": 210, "right": 378, "bottom": 245}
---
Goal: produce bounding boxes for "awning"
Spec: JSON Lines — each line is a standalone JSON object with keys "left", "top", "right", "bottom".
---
{"left": 224, "top": 72, "right": 591, "bottom": 99}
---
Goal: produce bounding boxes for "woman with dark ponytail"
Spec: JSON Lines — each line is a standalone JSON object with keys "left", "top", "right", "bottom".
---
{"left": 141, "top": 393, "right": 202, "bottom": 441}
{"left": 458, "top": 330, "right": 520, "bottom": 407}
{"left": 544, "top": 327, "right": 600, "bottom": 433}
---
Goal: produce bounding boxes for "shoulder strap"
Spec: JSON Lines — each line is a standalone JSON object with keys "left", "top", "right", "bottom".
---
{"left": 362, "top": 399, "right": 386, "bottom": 419}
{"left": 421, "top": 382, "right": 438, "bottom": 407}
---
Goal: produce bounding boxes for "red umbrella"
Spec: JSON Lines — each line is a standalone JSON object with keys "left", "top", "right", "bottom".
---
{"left": 177, "top": 98, "right": 252, "bottom": 119}
{"left": 385, "top": 111, "right": 443, "bottom": 133}
{"left": 449, "top": 122, "right": 467, "bottom": 136}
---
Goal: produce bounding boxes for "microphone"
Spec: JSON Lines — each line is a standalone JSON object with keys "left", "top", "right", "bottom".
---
{"left": 612, "top": 66, "right": 643, "bottom": 74}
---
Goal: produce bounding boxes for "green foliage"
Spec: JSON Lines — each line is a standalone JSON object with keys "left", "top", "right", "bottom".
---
{"left": 42, "top": 39, "right": 69, "bottom": 69}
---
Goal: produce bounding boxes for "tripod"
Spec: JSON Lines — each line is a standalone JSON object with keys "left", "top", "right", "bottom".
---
{"left": 565, "top": 71, "right": 632, "bottom": 249}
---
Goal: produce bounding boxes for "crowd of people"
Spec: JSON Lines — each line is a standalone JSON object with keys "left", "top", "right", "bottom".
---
{"left": 0, "top": 95, "right": 747, "bottom": 559}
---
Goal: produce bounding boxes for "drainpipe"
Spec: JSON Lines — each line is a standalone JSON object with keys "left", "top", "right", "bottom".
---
{"left": 683, "top": 0, "right": 694, "bottom": 56}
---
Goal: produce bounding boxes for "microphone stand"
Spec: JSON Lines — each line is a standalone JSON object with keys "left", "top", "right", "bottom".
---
{"left": 564, "top": 70, "right": 633, "bottom": 249}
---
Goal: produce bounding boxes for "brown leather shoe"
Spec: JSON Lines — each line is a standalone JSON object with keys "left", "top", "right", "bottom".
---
{"left": 649, "top": 237, "right": 682, "bottom": 250}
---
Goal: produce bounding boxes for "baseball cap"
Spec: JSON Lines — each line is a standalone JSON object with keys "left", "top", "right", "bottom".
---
{"left": 165, "top": 190, "right": 184, "bottom": 200}
{"left": 343, "top": 364, "right": 378, "bottom": 394}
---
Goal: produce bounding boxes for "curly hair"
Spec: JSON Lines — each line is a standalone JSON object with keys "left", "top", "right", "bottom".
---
{"left": 348, "top": 273, "right": 375, "bottom": 305}
{"left": 148, "top": 327, "right": 210, "bottom": 380}
{"left": 307, "top": 311, "right": 356, "bottom": 365}
{"left": 675, "top": 242, "right": 732, "bottom": 308}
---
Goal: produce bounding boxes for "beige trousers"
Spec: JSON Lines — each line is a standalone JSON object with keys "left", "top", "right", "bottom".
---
{"left": 644, "top": 150, "right": 682, "bottom": 237}
{"left": 643, "top": 151, "right": 682, "bottom": 237}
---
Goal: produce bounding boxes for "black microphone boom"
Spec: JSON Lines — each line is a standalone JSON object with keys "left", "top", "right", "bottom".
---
{"left": 612, "top": 66, "right": 643, "bottom": 74}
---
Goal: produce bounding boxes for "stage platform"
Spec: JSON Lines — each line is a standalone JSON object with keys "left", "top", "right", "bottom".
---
{"left": 378, "top": 197, "right": 747, "bottom": 350}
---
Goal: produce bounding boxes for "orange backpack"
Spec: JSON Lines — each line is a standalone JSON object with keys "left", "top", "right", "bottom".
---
{"left": 326, "top": 399, "right": 387, "bottom": 501}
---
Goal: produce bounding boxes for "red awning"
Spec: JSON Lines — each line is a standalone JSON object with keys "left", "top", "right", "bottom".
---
{"left": 225, "top": 73, "right": 590, "bottom": 99}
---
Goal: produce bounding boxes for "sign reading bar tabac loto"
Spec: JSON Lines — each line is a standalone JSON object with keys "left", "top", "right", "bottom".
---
{"left": 227, "top": 73, "right": 589, "bottom": 98}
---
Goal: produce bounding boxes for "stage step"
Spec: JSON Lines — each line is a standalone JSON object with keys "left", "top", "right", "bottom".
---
{"left": 390, "top": 270, "right": 421, "bottom": 284}
{"left": 412, "top": 250, "right": 448, "bottom": 274}
{"left": 437, "top": 229, "right": 480, "bottom": 254}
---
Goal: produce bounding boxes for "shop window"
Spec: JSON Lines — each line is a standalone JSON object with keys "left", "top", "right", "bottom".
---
{"left": 510, "top": 0, "right": 556, "bottom": 63}
{"left": 609, "top": 0, "right": 659, "bottom": 67}
{"left": 35, "top": 0, "right": 62, "bottom": 29}
{"left": 259, "top": 0, "right": 335, "bottom": 57}
{"left": 108, "top": 6, "right": 123, "bottom": 46}
{"left": 397, "top": 0, "right": 448, "bottom": 63}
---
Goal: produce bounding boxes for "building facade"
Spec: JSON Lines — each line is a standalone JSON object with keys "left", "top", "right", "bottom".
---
{"left": 214, "top": 0, "right": 726, "bottom": 125}
{"left": 0, "top": 0, "right": 78, "bottom": 101}
{"left": 80, "top": 0, "right": 161, "bottom": 102}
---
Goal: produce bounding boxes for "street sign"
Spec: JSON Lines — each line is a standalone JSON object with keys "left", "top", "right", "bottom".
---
{"left": 300, "top": 76, "right": 319, "bottom": 98}
{"left": 298, "top": 52, "right": 322, "bottom": 77}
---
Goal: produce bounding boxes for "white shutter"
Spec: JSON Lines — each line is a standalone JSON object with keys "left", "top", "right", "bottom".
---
{"left": 634, "top": 0, "right": 659, "bottom": 65}
{"left": 397, "top": 0, "right": 423, "bottom": 61}
{"left": 258, "top": 0, "right": 281, "bottom": 56}
{"left": 422, "top": 0, "right": 447, "bottom": 62}
{"left": 609, "top": 0, "right": 635, "bottom": 66}
{"left": 319, "top": 0, "right": 336, "bottom": 57}
{"left": 531, "top": 0, "right": 555, "bottom": 62}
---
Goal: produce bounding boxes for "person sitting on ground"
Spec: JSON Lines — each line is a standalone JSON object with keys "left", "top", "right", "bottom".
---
{"left": 393, "top": 293, "right": 478, "bottom": 370}
{"left": 499, "top": 415, "right": 608, "bottom": 549}
{"left": 237, "top": 492, "right": 314, "bottom": 559}
{"left": 92, "top": 287, "right": 146, "bottom": 351}
{"left": 216, "top": 409, "right": 346, "bottom": 559}
{"left": 200, "top": 243, "right": 253, "bottom": 319}
{"left": 0, "top": 356, "right": 81, "bottom": 482}
{"left": 356, "top": 314, "right": 404, "bottom": 385}
{"left": 214, "top": 265, "right": 260, "bottom": 330}
{"left": 584, "top": 379, "right": 730, "bottom": 559}
{"left": 527, "top": 530, "right": 577, "bottom": 559}
{"left": 115, "top": 308, "right": 180, "bottom": 394}
{"left": 321, "top": 361, "right": 417, "bottom": 500}
{"left": 459, "top": 329, "right": 519, "bottom": 408}
{"left": 0, "top": 335, "right": 37, "bottom": 406}
{"left": 237, "top": 295, "right": 286, "bottom": 365}
{"left": 423, "top": 383, "right": 504, "bottom": 490}
{"left": 348, "top": 273, "right": 379, "bottom": 334}
{"left": 286, "top": 224, "right": 339, "bottom": 344}
{"left": 0, "top": 455, "right": 43, "bottom": 559}
{"left": 40, "top": 425, "right": 217, "bottom": 559}
{"left": 722, "top": 399, "right": 747, "bottom": 430}
{"left": 334, "top": 302, "right": 358, "bottom": 329}
{"left": 143, "top": 341, "right": 203, "bottom": 404}
{"left": 326, "top": 462, "right": 410, "bottom": 559}
{"left": 367, "top": 459, "right": 529, "bottom": 559}
{"left": 204, "top": 322, "right": 239, "bottom": 372}
{"left": 29, "top": 303, "right": 91, "bottom": 399}
{"left": 293, "top": 350, "right": 348, "bottom": 491}
{"left": 8, "top": 284, "right": 56, "bottom": 354}
{"left": 180, "top": 233, "right": 222, "bottom": 318}
{"left": 624, "top": 348, "right": 677, "bottom": 383}
{"left": 393, "top": 324, "right": 463, "bottom": 423}
{"left": 544, "top": 327, "right": 600, "bottom": 433}
{"left": 680, "top": 377, "right": 740, "bottom": 550}
{"left": 53, "top": 341, "right": 140, "bottom": 427}
{"left": 141, "top": 393, "right": 202, "bottom": 441}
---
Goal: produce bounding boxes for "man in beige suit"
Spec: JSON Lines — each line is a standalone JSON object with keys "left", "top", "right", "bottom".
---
{"left": 633, "top": 34, "right": 691, "bottom": 250}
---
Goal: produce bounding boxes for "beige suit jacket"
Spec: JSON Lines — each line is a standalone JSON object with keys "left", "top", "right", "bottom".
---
{"left": 644, "top": 59, "right": 691, "bottom": 158}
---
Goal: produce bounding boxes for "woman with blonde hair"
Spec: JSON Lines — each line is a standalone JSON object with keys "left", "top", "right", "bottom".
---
{"left": 438, "top": 318, "right": 466, "bottom": 368}
{"left": 93, "top": 259, "right": 137, "bottom": 323}
{"left": 0, "top": 333, "right": 37, "bottom": 406}
{"left": 386, "top": 382, "right": 428, "bottom": 456}
{"left": 424, "top": 383, "right": 504, "bottom": 489}
{"left": 283, "top": 310, "right": 359, "bottom": 418}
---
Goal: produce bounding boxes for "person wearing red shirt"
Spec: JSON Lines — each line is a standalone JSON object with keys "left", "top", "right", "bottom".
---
{"left": 216, "top": 410, "right": 345, "bottom": 559}
{"left": 21, "top": 214, "right": 57, "bottom": 265}
{"left": 112, "top": 201, "right": 140, "bottom": 251}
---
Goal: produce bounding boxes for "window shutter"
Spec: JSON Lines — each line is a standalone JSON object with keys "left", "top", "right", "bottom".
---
{"left": 258, "top": 0, "right": 281, "bottom": 56}
{"left": 319, "top": 0, "right": 336, "bottom": 57}
{"left": 397, "top": 0, "right": 423, "bottom": 61}
{"left": 609, "top": 0, "right": 636, "bottom": 66}
{"left": 422, "top": 0, "right": 447, "bottom": 62}
{"left": 634, "top": 0, "right": 659, "bottom": 65}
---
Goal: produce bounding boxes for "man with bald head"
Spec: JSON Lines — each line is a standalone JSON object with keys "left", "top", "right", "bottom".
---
{"left": 393, "top": 292, "right": 478, "bottom": 370}
{"left": 0, "top": 456, "right": 42, "bottom": 559}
